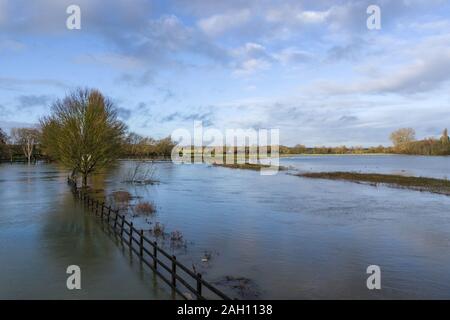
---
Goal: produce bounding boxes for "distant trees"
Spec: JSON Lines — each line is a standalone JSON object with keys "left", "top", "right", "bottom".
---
{"left": 0, "top": 128, "right": 7, "bottom": 145}
{"left": 440, "top": 128, "right": 450, "bottom": 144}
{"left": 122, "top": 133, "right": 174, "bottom": 158}
{"left": 40, "top": 88, "right": 127, "bottom": 187}
{"left": 11, "top": 127, "right": 40, "bottom": 164}
{"left": 387, "top": 128, "right": 450, "bottom": 156}
{"left": 276, "top": 128, "right": 449, "bottom": 156}
{"left": 125, "top": 132, "right": 145, "bottom": 156}
{"left": 0, "top": 128, "right": 8, "bottom": 159}
{"left": 291, "top": 144, "right": 307, "bottom": 154}
{"left": 389, "top": 128, "right": 416, "bottom": 152}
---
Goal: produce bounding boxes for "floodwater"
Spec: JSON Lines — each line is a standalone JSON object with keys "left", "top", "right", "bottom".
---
{"left": 1, "top": 155, "right": 450, "bottom": 299}
{"left": 281, "top": 154, "right": 450, "bottom": 179}
{"left": 0, "top": 164, "right": 171, "bottom": 299}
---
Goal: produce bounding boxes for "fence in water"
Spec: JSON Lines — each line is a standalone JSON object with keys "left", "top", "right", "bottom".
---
{"left": 67, "top": 177, "right": 232, "bottom": 300}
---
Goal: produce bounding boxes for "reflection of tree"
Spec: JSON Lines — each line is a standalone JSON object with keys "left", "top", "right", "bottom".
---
{"left": 40, "top": 187, "right": 116, "bottom": 271}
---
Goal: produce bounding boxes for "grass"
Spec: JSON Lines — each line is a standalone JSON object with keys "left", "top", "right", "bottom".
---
{"left": 213, "top": 162, "right": 285, "bottom": 171}
{"left": 134, "top": 201, "right": 156, "bottom": 215}
{"left": 297, "top": 171, "right": 450, "bottom": 196}
{"left": 152, "top": 222, "right": 165, "bottom": 237}
{"left": 112, "top": 190, "right": 132, "bottom": 202}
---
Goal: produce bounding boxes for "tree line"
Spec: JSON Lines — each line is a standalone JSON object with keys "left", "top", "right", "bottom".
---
{"left": 0, "top": 88, "right": 175, "bottom": 186}
{"left": 279, "top": 128, "right": 450, "bottom": 156}
{"left": 1, "top": 88, "right": 449, "bottom": 187}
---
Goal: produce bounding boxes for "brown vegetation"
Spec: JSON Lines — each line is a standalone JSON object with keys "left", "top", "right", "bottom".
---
{"left": 152, "top": 222, "right": 165, "bottom": 237}
{"left": 112, "top": 190, "right": 132, "bottom": 203}
{"left": 213, "top": 162, "right": 285, "bottom": 171}
{"left": 298, "top": 172, "right": 450, "bottom": 196}
{"left": 134, "top": 201, "right": 156, "bottom": 215}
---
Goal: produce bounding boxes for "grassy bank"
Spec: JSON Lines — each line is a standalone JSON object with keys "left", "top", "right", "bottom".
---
{"left": 297, "top": 172, "right": 450, "bottom": 196}
{"left": 213, "top": 162, "right": 285, "bottom": 171}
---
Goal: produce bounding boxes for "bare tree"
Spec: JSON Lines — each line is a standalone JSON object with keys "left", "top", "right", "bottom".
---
{"left": 123, "top": 161, "right": 158, "bottom": 184}
{"left": 126, "top": 132, "right": 144, "bottom": 157}
{"left": 0, "top": 128, "right": 7, "bottom": 145}
{"left": 11, "top": 127, "right": 40, "bottom": 164}
{"left": 390, "top": 128, "right": 416, "bottom": 149}
{"left": 40, "top": 88, "right": 127, "bottom": 187}
{"left": 0, "top": 128, "right": 9, "bottom": 160}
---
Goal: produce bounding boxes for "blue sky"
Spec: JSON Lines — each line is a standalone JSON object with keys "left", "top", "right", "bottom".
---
{"left": 0, "top": 0, "right": 449, "bottom": 146}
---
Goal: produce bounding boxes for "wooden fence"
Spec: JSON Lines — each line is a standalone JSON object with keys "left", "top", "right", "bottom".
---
{"left": 67, "top": 178, "right": 232, "bottom": 300}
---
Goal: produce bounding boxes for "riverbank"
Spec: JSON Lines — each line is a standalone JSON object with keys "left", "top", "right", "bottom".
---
{"left": 212, "top": 162, "right": 286, "bottom": 171}
{"left": 280, "top": 153, "right": 396, "bottom": 157}
{"left": 297, "top": 172, "right": 450, "bottom": 196}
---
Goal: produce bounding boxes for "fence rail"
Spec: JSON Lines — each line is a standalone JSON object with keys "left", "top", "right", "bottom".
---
{"left": 67, "top": 177, "right": 231, "bottom": 300}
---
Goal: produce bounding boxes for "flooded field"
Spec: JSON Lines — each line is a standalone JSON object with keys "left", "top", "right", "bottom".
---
{"left": 1, "top": 155, "right": 450, "bottom": 299}
{"left": 0, "top": 164, "right": 171, "bottom": 299}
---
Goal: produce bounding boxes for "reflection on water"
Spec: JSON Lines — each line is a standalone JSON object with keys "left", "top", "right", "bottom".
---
{"left": 281, "top": 154, "right": 450, "bottom": 179}
{"left": 0, "top": 164, "right": 170, "bottom": 299}
{"left": 1, "top": 155, "right": 450, "bottom": 299}
{"left": 100, "top": 156, "right": 450, "bottom": 299}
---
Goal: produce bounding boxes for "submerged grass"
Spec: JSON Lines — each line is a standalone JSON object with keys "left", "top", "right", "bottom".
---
{"left": 213, "top": 162, "right": 286, "bottom": 171}
{"left": 298, "top": 171, "right": 450, "bottom": 196}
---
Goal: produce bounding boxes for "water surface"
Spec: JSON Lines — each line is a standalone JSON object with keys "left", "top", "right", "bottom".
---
{"left": 1, "top": 155, "right": 450, "bottom": 299}
{"left": 0, "top": 164, "right": 171, "bottom": 299}
{"left": 98, "top": 155, "right": 450, "bottom": 299}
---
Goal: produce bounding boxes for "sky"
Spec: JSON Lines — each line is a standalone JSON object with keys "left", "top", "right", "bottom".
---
{"left": 0, "top": 0, "right": 449, "bottom": 146}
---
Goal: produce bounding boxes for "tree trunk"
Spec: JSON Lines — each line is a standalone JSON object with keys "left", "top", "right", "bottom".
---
{"left": 82, "top": 174, "right": 87, "bottom": 188}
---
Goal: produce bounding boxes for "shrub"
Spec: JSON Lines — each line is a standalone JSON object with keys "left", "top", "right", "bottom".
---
{"left": 134, "top": 201, "right": 156, "bottom": 215}
{"left": 152, "top": 222, "right": 165, "bottom": 237}
{"left": 112, "top": 190, "right": 132, "bottom": 203}
{"left": 170, "top": 230, "right": 183, "bottom": 242}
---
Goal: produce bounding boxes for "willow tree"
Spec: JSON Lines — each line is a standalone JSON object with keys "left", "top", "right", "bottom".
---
{"left": 40, "top": 89, "right": 127, "bottom": 187}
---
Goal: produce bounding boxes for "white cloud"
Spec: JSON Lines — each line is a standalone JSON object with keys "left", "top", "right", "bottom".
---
{"left": 233, "top": 58, "right": 271, "bottom": 76}
{"left": 197, "top": 9, "right": 251, "bottom": 37}
{"left": 274, "top": 48, "right": 312, "bottom": 65}
{"left": 296, "top": 10, "right": 330, "bottom": 24}
{"left": 231, "top": 42, "right": 273, "bottom": 76}
{"left": 265, "top": 5, "right": 331, "bottom": 25}
{"left": 313, "top": 33, "right": 450, "bottom": 95}
{"left": 74, "top": 53, "right": 143, "bottom": 71}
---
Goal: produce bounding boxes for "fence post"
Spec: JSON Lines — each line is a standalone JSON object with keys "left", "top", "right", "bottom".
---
{"left": 101, "top": 203, "right": 104, "bottom": 219}
{"left": 153, "top": 242, "right": 158, "bottom": 270}
{"left": 139, "top": 230, "right": 144, "bottom": 258}
{"left": 172, "top": 256, "right": 177, "bottom": 287}
{"left": 120, "top": 215, "right": 125, "bottom": 241}
{"left": 114, "top": 211, "right": 118, "bottom": 229}
{"left": 129, "top": 222, "right": 133, "bottom": 247}
{"left": 95, "top": 200, "right": 99, "bottom": 216}
{"left": 107, "top": 206, "right": 111, "bottom": 223}
{"left": 196, "top": 273, "right": 202, "bottom": 299}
